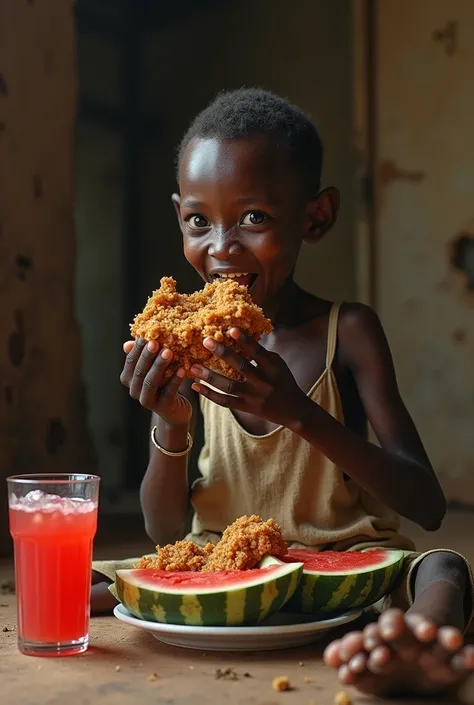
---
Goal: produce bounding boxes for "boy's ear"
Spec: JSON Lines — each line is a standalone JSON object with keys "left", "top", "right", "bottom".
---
{"left": 171, "top": 193, "right": 183, "bottom": 228}
{"left": 304, "top": 187, "right": 340, "bottom": 244}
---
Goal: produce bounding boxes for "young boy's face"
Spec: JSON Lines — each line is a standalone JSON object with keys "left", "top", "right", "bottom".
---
{"left": 173, "top": 135, "right": 335, "bottom": 308}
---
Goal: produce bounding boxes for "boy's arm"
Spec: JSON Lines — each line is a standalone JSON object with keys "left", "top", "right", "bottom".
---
{"left": 139, "top": 379, "right": 197, "bottom": 545}
{"left": 294, "top": 303, "right": 446, "bottom": 531}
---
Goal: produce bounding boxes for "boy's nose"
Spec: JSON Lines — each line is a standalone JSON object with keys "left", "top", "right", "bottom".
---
{"left": 207, "top": 227, "right": 244, "bottom": 259}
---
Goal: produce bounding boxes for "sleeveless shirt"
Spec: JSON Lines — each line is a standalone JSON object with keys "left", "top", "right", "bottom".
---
{"left": 187, "top": 303, "right": 414, "bottom": 552}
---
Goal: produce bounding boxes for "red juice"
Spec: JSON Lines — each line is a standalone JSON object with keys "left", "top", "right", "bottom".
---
{"left": 9, "top": 492, "right": 98, "bottom": 653}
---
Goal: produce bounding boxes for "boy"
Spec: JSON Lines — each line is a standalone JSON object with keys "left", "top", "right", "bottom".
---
{"left": 93, "top": 88, "right": 474, "bottom": 696}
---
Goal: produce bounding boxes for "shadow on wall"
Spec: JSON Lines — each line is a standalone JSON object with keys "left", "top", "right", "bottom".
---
{"left": 451, "top": 232, "right": 474, "bottom": 291}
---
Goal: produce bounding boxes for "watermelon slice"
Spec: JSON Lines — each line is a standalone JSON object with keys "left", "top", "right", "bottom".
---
{"left": 114, "top": 555, "right": 303, "bottom": 626}
{"left": 281, "top": 549, "right": 404, "bottom": 615}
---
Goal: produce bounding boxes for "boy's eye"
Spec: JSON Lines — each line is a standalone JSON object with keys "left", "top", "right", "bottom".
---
{"left": 241, "top": 211, "right": 268, "bottom": 226}
{"left": 185, "top": 214, "right": 210, "bottom": 229}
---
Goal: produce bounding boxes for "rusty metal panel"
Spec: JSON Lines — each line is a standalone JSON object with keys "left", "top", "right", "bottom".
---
{"left": 376, "top": 0, "right": 474, "bottom": 502}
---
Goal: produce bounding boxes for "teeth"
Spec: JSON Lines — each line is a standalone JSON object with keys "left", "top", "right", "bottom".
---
{"left": 218, "top": 272, "right": 248, "bottom": 278}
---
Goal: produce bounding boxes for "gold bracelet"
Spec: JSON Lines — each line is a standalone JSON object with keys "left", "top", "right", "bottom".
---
{"left": 150, "top": 425, "right": 193, "bottom": 457}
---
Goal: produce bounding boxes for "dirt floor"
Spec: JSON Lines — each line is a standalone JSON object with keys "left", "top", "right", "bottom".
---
{"left": 1, "top": 510, "right": 473, "bottom": 705}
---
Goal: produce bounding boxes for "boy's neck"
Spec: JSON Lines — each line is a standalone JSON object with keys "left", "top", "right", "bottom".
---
{"left": 263, "top": 278, "right": 305, "bottom": 325}
{"left": 262, "top": 278, "right": 327, "bottom": 329}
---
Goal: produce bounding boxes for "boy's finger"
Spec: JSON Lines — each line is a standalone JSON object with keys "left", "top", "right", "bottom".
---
{"left": 191, "top": 382, "right": 242, "bottom": 410}
{"left": 190, "top": 364, "right": 245, "bottom": 397}
{"left": 123, "top": 340, "right": 135, "bottom": 354}
{"left": 138, "top": 349, "right": 173, "bottom": 406}
{"left": 129, "top": 342, "right": 161, "bottom": 400}
{"left": 229, "top": 328, "right": 271, "bottom": 366}
{"left": 160, "top": 369, "right": 186, "bottom": 402}
{"left": 120, "top": 338, "right": 146, "bottom": 386}
{"left": 201, "top": 339, "right": 260, "bottom": 379}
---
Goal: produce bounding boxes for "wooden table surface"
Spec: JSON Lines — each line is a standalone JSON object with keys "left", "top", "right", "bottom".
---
{"left": 2, "top": 586, "right": 469, "bottom": 705}
{"left": 2, "top": 509, "right": 474, "bottom": 703}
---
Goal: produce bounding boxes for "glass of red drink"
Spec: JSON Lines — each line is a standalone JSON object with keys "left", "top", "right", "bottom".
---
{"left": 7, "top": 474, "right": 100, "bottom": 657}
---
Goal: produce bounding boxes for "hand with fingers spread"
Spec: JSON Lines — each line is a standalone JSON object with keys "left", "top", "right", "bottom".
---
{"left": 190, "top": 328, "right": 306, "bottom": 429}
{"left": 120, "top": 339, "right": 192, "bottom": 426}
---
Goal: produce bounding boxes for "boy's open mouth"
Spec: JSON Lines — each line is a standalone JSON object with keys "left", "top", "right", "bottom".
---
{"left": 212, "top": 272, "right": 258, "bottom": 289}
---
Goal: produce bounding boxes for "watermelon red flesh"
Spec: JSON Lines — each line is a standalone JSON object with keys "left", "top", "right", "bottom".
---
{"left": 128, "top": 565, "right": 284, "bottom": 593}
{"left": 115, "top": 557, "right": 303, "bottom": 626}
{"left": 282, "top": 549, "right": 395, "bottom": 573}
{"left": 282, "top": 549, "right": 405, "bottom": 615}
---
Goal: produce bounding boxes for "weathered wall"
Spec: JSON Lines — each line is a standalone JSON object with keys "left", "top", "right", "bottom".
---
{"left": 375, "top": 0, "right": 474, "bottom": 502}
{"left": 75, "top": 28, "right": 125, "bottom": 500}
{"left": 0, "top": 1, "right": 95, "bottom": 550}
{"left": 75, "top": 122, "right": 124, "bottom": 501}
{"left": 140, "top": 0, "right": 356, "bottom": 304}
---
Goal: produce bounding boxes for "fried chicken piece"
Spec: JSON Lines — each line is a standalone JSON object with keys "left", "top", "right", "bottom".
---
{"left": 203, "top": 515, "right": 288, "bottom": 571}
{"left": 135, "top": 515, "right": 287, "bottom": 572}
{"left": 135, "top": 540, "right": 215, "bottom": 572}
{"left": 135, "top": 555, "right": 157, "bottom": 570}
{"left": 130, "top": 277, "right": 273, "bottom": 380}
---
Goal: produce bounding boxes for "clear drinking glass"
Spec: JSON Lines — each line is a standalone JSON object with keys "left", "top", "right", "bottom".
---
{"left": 7, "top": 474, "right": 100, "bottom": 656}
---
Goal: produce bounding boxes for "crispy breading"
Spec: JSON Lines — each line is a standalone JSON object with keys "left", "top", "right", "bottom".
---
{"left": 204, "top": 515, "right": 288, "bottom": 571}
{"left": 272, "top": 676, "right": 291, "bottom": 692}
{"left": 135, "top": 540, "right": 215, "bottom": 572}
{"left": 135, "top": 515, "right": 288, "bottom": 572}
{"left": 130, "top": 277, "right": 272, "bottom": 380}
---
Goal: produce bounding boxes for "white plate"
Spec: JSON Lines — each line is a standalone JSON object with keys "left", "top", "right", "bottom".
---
{"left": 113, "top": 603, "right": 362, "bottom": 651}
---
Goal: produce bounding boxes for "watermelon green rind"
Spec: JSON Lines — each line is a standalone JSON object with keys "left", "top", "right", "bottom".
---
{"left": 114, "top": 555, "right": 303, "bottom": 626}
{"left": 285, "top": 549, "right": 405, "bottom": 615}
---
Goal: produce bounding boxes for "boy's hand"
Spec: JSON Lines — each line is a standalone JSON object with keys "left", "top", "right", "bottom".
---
{"left": 190, "top": 328, "right": 305, "bottom": 428}
{"left": 120, "top": 340, "right": 192, "bottom": 426}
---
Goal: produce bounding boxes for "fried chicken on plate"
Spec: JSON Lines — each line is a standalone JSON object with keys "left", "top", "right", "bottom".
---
{"left": 135, "top": 515, "right": 288, "bottom": 572}
{"left": 136, "top": 540, "right": 214, "bottom": 572}
{"left": 204, "top": 515, "right": 288, "bottom": 571}
{"left": 130, "top": 277, "right": 273, "bottom": 380}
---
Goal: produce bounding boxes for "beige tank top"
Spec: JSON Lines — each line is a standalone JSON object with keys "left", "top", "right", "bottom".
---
{"left": 188, "top": 303, "right": 414, "bottom": 552}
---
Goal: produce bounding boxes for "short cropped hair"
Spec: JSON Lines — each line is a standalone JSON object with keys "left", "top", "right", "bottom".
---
{"left": 177, "top": 88, "right": 323, "bottom": 194}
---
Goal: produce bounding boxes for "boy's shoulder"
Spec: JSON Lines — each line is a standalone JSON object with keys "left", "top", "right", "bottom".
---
{"left": 305, "top": 296, "right": 381, "bottom": 333}
{"left": 336, "top": 301, "right": 391, "bottom": 370}
{"left": 286, "top": 291, "right": 389, "bottom": 368}
{"left": 338, "top": 301, "right": 382, "bottom": 332}
{"left": 297, "top": 294, "right": 384, "bottom": 341}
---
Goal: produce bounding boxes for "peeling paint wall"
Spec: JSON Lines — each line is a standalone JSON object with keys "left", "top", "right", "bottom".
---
{"left": 0, "top": 0, "right": 95, "bottom": 550}
{"left": 376, "top": 1, "right": 474, "bottom": 502}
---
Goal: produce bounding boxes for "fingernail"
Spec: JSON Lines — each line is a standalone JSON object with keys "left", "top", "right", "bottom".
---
{"left": 380, "top": 623, "right": 396, "bottom": 639}
{"left": 190, "top": 365, "right": 203, "bottom": 375}
{"left": 147, "top": 341, "right": 158, "bottom": 353}
{"left": 161, "top": 348, "right": 172, "bottom": 360}
{"left": 176, "top": 368, "right": 185, "bottom": 378}
{"left": 191, "top": 383, "right": 200, "bottom": 392}
{"left": 203, "top": 338, "right": 216, "bottom": 351}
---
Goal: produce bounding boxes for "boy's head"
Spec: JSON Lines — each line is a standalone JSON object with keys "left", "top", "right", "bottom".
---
{"left": 177, "top": 88, "right": 324, "bottom": 196}
{"left": 173, "top": 88, "right": 339, "bottom": 309}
